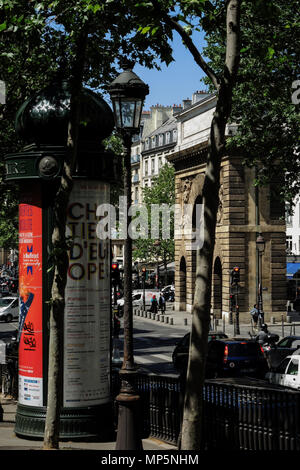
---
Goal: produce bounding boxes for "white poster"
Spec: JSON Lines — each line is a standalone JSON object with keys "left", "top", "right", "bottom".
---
{"left": 63, "top": 180, "right": 111, "bottom": 408}
{"left": 18, "top": 376, "right": 43, "bottom": 407}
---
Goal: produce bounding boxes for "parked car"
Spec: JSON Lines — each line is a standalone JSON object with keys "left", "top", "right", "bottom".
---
{"left": 173, "top": 335, "right": 268, "bottom": 378}
{"left": 0, "top": 280, "right": 10, "bottom": 296}
{"left": 117, "top": 289, "right": 159, "bottom": 310}
{"left": 0, "top": 297, "right": 19, "bottom": 322}
{"left": 0, "top": 330, "right": 18, "bottom": 342}
{"left": 265, "top": 355, "right": 300, "bottom": 390}
{"left": 172, "top": 331, "right": 228, "bottom": 372}
{"left": 266, "top": 335, "right": 300, "bottom": 368}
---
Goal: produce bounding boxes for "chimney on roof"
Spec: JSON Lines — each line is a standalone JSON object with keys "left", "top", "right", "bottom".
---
{"left": 172, "top": 104, "right": 182, "bottom": 115}
{"left": 182, "top": 99, "right": 192, "bottom": 110}
{"left": 192, "top": 90, "right": 210, "bottom": 104}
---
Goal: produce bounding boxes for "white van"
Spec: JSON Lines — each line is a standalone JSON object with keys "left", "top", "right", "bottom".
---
{"left": 0, "top": 297, "right": 19, "bottom": 322}
{"left": 265, "top": 354, "right": 300, "bottom": 390}
{"left": 132, "top": 290, "right": 159, "bottom": 309}
{"left": 117, "top": 290, "right": 159, "bottom": 309}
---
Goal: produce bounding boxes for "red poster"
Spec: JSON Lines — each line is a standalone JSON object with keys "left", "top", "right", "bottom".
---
{"left": 18, "top": 188, "right": 43, "bottom": 406}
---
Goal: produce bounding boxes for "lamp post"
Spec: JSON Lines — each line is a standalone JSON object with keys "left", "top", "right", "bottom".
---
{"left": 109, "top": 62, "right": 149, "bottom": 450}
{"left": 256, "top": 233, "right": 265, "bottom": 328}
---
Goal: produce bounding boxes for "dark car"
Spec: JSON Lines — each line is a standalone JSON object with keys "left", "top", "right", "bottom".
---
{"left": 172, "top": 331, "right": 228, "bottom": 372}
{"left": 173, "top": 335, "right": 268, "bottom": 378}
{"left": 267, "top": 335, "right": 300, "bottom": 368}
{"left": 0, "top": 330, "right": 18, "bottom": 342}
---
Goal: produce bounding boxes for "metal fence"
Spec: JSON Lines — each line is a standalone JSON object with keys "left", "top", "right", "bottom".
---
{"left": 0, "top": 341, "right": 18, "bottom": 400}
{"left": 112, "top": 370, "right": 300, "bottom": 450}
{"left": 1, "top": 359, "right": 300, "bottom": 450}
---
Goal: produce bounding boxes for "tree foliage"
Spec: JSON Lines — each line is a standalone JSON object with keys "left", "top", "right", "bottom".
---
{"left": 201, "top": 0, "right": 300, "bottom": 204}
{"left": 132, "top": 163, "right": 175, "bottom": 265}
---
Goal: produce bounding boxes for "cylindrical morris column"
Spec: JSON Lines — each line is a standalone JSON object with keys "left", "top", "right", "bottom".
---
{"left": 4, "top": 81, "right": 120, "bottom": 440}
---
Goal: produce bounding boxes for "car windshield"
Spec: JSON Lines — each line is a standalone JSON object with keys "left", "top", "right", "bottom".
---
{"left": 132, "top": 294, "right": 142, "bottom": 300}
{"left": 0, "top": 299, "right": 12, "bottom": 307}
{"left": 278, "top": 338, "right": 292, "bottom": 347}
{"left": 228, "top": 342, "right": 260, "bottom": 356}
{"left": 286, "top": 358, "right": 299, "bottom": 376}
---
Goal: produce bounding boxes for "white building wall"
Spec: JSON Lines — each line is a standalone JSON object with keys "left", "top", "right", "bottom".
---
{"left": 286, "top": 197, "right": 300, "bottom": 255}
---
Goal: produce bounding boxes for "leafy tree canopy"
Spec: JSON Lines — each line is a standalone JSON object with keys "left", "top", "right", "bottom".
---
{"left": 0, "top": 0, "right": 175, "bottom": 250}
{"left": 133, "top": 163, "right": 175, "bottom": 264}
{"left": 201, "top": 0, "right": 300, "bottom": 204}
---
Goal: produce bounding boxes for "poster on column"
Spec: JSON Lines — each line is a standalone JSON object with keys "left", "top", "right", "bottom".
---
{"left": 63, "top": 180, "right": 111, "bottom": 408}
{"left": 18, "top": 188, "right": 43, "bottom": 407}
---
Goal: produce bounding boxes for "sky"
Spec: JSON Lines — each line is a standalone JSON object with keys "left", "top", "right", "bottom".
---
{"left": 134, "top": 31, "right": 208, "bottom": 110}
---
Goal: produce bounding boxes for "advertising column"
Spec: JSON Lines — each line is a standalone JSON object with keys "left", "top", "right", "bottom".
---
{"left": 63, "top": 180, "right": 111, "bottom": 408}
{"left": 18, "top": 187, "right": 43, "bottom": 407}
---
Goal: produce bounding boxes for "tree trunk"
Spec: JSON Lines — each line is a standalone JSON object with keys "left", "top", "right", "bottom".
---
{"left": 180, "top": 0, "right": 241, "bottom": 450}
{"left": 43, "top": 28, "right": 88, "bottom": 450}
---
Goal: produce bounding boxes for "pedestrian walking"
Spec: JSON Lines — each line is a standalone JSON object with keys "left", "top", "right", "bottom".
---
{"left": 250, "top": 304, "right": 259, "bottom": 328}
{"left": 159, "top": 292, "right": 166, "bottom": 314}
{"left": 150, "top": 295, "right": 158, "bottom": 313}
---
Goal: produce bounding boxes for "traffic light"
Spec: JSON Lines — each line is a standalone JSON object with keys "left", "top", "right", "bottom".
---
{"left": 111, "top": 262, "right": 120, "bottom": 287}
{"left": 231, "top": 266, "right": 240, "bottom": 284}
{"left": 230, "top": 293, "right": 235, "bottom": 309}
{"left": 141, "top": 266, "right": 146, "bottom": 279}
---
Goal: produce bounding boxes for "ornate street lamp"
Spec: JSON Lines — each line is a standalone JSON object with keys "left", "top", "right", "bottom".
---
{"left": 256, "top": 233, "right": 265, "bottom": 327}
{"left": 109, "top": 63, "right": 149, "bottom": 450}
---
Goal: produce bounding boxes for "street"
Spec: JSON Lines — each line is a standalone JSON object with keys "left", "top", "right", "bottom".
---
{"left": 132, "top": 316, "right": 188, "bottom": 374}
{"left": 0, "top": 319, "right": 18, "bottom": 338}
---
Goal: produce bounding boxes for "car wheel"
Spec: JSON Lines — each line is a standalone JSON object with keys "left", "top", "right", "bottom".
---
{"left": 5, "top": 314, "right": 13, "bottom": 323}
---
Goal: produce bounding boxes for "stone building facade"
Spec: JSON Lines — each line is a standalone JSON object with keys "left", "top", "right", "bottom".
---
{"left": 168, "top": 93, "right": 287, "bottom": 322}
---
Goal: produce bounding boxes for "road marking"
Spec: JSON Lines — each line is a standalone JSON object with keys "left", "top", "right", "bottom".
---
{"left": 134, "top": 353, "right": 171, "bottom": 364}
{"left": 134, "top": 356, "right": 154, "bottom": 364}
{"left": 152, "top": 353, "right": 171, "bottom": 361}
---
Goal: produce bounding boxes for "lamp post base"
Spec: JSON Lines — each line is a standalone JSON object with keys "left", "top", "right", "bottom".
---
{"left": 115, "top": 370, "right": 143, "bottom": 451}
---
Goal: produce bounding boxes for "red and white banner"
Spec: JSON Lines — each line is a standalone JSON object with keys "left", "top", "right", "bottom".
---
{"left": 18, "top": 187, "right": 43, "bottom": 407}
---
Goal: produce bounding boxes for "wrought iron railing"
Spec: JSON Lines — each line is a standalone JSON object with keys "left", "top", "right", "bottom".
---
{"left": 112, "top": 369, "right": 300, "bottom": 450}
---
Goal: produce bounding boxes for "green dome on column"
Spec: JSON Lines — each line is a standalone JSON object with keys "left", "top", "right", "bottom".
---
{"left": 15, "top": 80, "right": 115, "bottom": 146}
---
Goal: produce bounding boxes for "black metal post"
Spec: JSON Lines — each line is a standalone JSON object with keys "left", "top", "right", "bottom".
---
{"left": 258, "top": 252, "right": 263, "bottom": 328}
{"left": 235, "top": 283, "right": 240, "bottom": 335}
{"left": 115, "top": 132, "right": 143, "bottom": 451}
{"left": 142, "top": 276, "right": 146, "bottom": 312}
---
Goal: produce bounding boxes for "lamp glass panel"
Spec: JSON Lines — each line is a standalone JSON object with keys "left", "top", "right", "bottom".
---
{"left": 120, "top": 99, "right": 135, "bottom": 128}
{"left": 113, "top": 100, "right": 122, "bottom": 128}
{"left": 134, "top": 100, "right": 142, "bottom": 128}
{"left": 256, "top": 242, "right": 265, "bottom": 253}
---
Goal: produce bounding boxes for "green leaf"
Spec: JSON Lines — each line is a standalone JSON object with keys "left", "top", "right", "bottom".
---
{"left": 141, "top": 26, "right": 151, "bottom": 34}
{"left": 267, "top": 47, "right": 275, "bottom": 59}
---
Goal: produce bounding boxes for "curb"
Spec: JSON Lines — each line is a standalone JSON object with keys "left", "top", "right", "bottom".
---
{"left": 133, "top": 308, "right": 190, "bottom": 327}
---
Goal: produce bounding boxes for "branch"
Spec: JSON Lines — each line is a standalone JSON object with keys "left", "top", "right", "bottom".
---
{"left": 150, "top": 0, "right": 220, "bottom": 90}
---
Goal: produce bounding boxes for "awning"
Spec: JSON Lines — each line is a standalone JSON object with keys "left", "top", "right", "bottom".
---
{"left": 287, "top": 263, "right": 300, "bottom": 279}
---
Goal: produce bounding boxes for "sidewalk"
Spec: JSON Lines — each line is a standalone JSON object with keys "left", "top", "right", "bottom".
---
{"left": 0, "top": 396, "right": 176, "bottom": 451}
{"left": 134, "top": 304, "right": 300, "bottom": 340}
